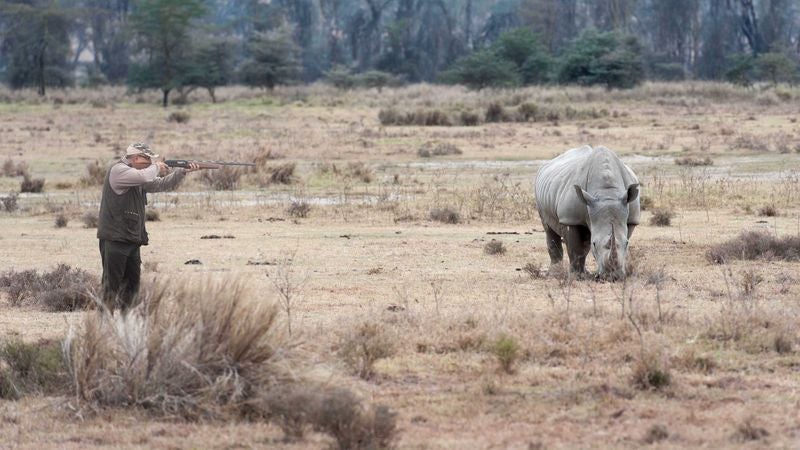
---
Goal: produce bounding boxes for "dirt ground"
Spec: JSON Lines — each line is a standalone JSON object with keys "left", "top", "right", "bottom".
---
{"left": 1, "top": 83, "right": 799, "bottom": 449}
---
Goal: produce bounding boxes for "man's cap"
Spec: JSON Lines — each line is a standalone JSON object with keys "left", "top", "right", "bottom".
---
{"left": 125, "top": 142, "right": 159, "bottom": 159}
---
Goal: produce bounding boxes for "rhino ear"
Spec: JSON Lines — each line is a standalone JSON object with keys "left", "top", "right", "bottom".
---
{"left": 624, "top": 183, "right": 640, "bottom": 204}
{"left": 574, "top": 185, "right": 597, "bottom": 205}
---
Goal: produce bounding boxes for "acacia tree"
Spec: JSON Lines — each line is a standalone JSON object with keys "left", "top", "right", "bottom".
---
{"left": 128, "top": 0, "right": 205, "bottom": 107}
{"left": 0, "top": 0, "right": 74, "bottom": 95}
{"left": 82, "top": 0, "right": 134, "bottom": 84}
{"left": 178, "top": 37, "right": 233, "bottom": 103}
{"left": 239, "top": 26, "right": 301, "bottom": 90}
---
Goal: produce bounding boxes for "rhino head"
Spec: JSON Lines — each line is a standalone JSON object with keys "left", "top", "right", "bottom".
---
{"left": 574, "top": 183, "right": 639, "bottom": 280}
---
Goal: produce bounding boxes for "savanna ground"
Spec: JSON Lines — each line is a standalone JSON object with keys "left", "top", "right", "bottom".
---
{"left": 1, "top": 82, "right": 799, "bottom": 449}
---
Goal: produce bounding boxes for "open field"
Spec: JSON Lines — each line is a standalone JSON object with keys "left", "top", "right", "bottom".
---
{"left": 1, "top": 83, "right": 799, "bottom": 449}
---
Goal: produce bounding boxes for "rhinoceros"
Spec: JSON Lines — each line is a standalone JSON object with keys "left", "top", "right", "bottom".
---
{"left": 534, "top": 145, "right": 640, "bottom": 279}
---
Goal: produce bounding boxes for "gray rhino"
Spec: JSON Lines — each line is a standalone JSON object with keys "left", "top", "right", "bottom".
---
{"left": 534, "top": 145, "right": 640, "bottom": 279}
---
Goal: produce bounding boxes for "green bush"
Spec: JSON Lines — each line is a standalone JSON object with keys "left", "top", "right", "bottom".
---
{"left": 558, "top": 30, "right": 645, "bottom": 89}
{"left": 439, "top": 49, "right": 521, "bottom": 90}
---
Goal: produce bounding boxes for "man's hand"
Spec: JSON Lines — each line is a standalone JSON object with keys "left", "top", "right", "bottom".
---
{"left": 156, "top": 161, "right": 169, "bottom": 176}
{"left": 184, "top": 162, "right": 201, "bottom": 173}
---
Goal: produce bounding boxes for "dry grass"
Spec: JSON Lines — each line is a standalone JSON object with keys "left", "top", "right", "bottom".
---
{"left": 20, "top": 174, "right": 45, "bottom": 193}
{"left": 649, "top": 207, "right": 675, "bottom": 226}
{"left": 201, "top": 167, "right": 243, "bottom": 190}
{"left": 0, "top": 339, "right": 67, "bottom": 399}
{"left": 337, "top": 321, "right": 396, "bottom": 380}
{"left": 0, "top": 264, "right": 99, "bottom": 311}
{"left": 429, "top": 207, "right": 461, "bottom": 224}
{"left": 483, "top": 239, "right": 506, "bottom": 255}
{"left": 707, "top": 231, "right": 800, "bottom": 263}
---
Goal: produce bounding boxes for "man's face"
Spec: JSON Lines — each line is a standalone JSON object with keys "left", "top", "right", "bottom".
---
{"left": 129, "top": 154, "right": 152, "bottom": 170}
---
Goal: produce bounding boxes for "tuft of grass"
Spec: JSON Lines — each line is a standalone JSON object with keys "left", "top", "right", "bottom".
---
{"left": 706, "top": 231, "right": 800, "bottom": 263}
{"left": 0, "top": 339, "right": 67, "bottom": 399}
{"left": 0, "top": 264, "right": 99, "bottom": 311}
{"left": 417, "top": 142, "right": 462, "bottom": 158}
{"left": 674, "top": 156, "right": 713, "bottom": 166}
{"left": 167, "top": 111, "right": 190, "bottom": 123}
{"left": 344, "top": 162, "right": 373, "bottom": 183}
{"left": 643, "top": 424, "right": 669, "bottom": 444}
{"left": 82, "top": 211, "right": 99, "bottom": 228}
{"left": 484, "top": 239, "right": 506, "bottom": 255}
{"left": 522, "top": 261, "right": 545, "bottom": 279}
{"left": 639, "top": 195, "right": 653, "bottom": 211}
{"left": 459, "top": 111, "right": 480, "bottom": 126}
{"left": 491, "top": 334, "right": 520, "bottom": 374}
{"left": 485, "top": 102, "right": 507, "bottom": 123}
{"left": 1, "top": 193, "right": 19, "bottom": 212}
{"left": 649, "top": 207, "right": 674, "bottom": 226}
{"left": 145, "top": 209, "right": 160, "bottom": 221}
{"left": 266, "top": 163, "right": 296, "bottom": 185}
{"left": 631, "top": 352, "right": 671, "bottom": 390}
{"left": 338, "top": 321, "right": 396, "bottom": 380}
{"left": 429, "top": 207, "right": 461, "bottom": 224}
{"left": 287, "top": 200, "right": 311, "bottom": 218}
{"left": 2, "top": 159, "right": 28, "bottom": 177}
{"left": 54, "top": 213, "right": 68, "bottom": 228}
{"left": 80, "top": 159, "right": 106, "bottom": 186}
{"left": 201, "top": 167, "right": 242, "bottom": 190}
{"left": 732, "top": 418, "right": 769, "bottom": 442}
{"left": 757, "top": 204, "right": 778, "bottom": 217}
{"left": 20, "top": 174, "right": 45, "bottom": 193}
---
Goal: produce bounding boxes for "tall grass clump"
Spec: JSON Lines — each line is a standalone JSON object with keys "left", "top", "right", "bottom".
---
{"left": 707, "top": 231, "right": 800, "bottom": 263}
{"left": 429, "top": 207, "right": 461, "bottom": 224}
{"left": 81, "top": 159, "right": 107, "bottom": 186}
{"left": 338, "top": 321, "right": 396, "bottom": 380}
{"left": 20, "top": 174, "right": 45, "bottom": 193}
{"left": 0, "top": 339, "right": 67, "bottom": 399}
{"left": 64, "top": 278, "right": 397, "bottom": 447}
{"left": 201, "top": 167, "right": 243, "bottom": 190}
{"left": 0, "top": 264, "right": 99, "bottom": 311}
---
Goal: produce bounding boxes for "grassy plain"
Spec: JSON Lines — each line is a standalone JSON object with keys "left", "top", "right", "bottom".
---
{"left": 1, "top": 82, "right": 799, "bottom": 449}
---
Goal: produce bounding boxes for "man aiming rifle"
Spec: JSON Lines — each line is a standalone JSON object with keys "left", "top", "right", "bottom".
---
{"left": 97, "top": 142, "right": 253, "bottom": 313}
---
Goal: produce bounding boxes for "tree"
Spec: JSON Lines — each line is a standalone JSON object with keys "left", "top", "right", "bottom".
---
{"left": 0, "top": 0, "right": 74, "bottom": 95}
{"left": 494, "top": 28, "right": 552, "bottom": 84}
{"left": 558, "top": 30, "right": 645, "bottom": 89}
{"left": 82, "top": 0, "right": 133, "bottom": 83}
{"left": 756, "top": 51, "right": 796, "bottom": 85}
{"left": 178, "top": 37, "right": 234, "bottom": 103}
{"left": 239, "top": 27, "right": 301, "bottom": 90}
{"left": 439, "top": 49, "right": 520, "bottom": 90}
{"left": 128, "top": 0, "right": 206, "bottom": 107}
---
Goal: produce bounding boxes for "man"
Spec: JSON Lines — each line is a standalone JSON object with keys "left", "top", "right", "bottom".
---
{"left": 97, "top": 142, "right": 199, "bottom": 313}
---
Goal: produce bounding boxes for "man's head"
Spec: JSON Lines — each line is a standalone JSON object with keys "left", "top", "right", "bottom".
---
{"left": 125, "top": 143, "right": 159, "bottom": 169}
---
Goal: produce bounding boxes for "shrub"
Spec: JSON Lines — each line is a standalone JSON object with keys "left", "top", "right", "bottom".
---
{"left": 267, "top": 163, "right": 296, "bottom": 185}
{"left": 485, "top": 102, "right": 506, "bottom": 123}
{"left": 440, "top": 49, "right": 521, "bottom": 90}
{"left": 145, "top": 209, "right": 160, "bottom": 221}
{"left": 1, "top": 193, "right": 19, "bottom": 212}
{"left": 168, "top": 111, "right": 190, "bottom": 123}
{"left": 517, "top": 102, "right": 541, "bottom": 122}
{"left": 417, "top": 142, "right": 462, "bottom": 158}
{"left": 54, "top": 213, "right": 68, "bottom": 228}
{"left": 0, "top": 339, "right": 67, "bottom": 399}
{"left": 484, "top": 239, "right": 506, "bottom": 255}
{"left": 20, "top": 174, "right": 45, "bottom": 193}
{"left": 649, "top": 208, "right": 674, "bottom": 226}
{"left": 345, "top": 162, "right": 373, "bottom": 183}
{"left": 429, "top": 207, "right": 460, "bottom": 224}
{"left": 674, "top": 156, "right": 713, "bottom": 166}
{"left": 732, "top": 418, "right": 769, "bottom": 442}
{"left": 558, "top": 30, "right": 645, "bottom": 89}
{"left": 522, "top": 261, "right": 545, "bottom": 279}
{"left": 639, "top": 195, "right": 653, "bottom": 211}
{"left": 287, "top": 200, "right": 311, "bottom": 218}
{"left": 65, "top": 278, "right": 293, "bottom": 419}
{"left": 338, "top": 321, "right": 396, "bottom": 380}
{"left": 0, "top": 264, "right": 99, "bottom": 311}
{"left": 80, "top": 159, "right": 106, "bottom": 186}
{"left": 757, "top": 204, "right": 778, "bottom": 217}
{"left": 631, "top": 352, "right": 671, "bottom": 390}
{"left": 82, "top": 211, "right": 99, "bottom": 228}
{"left": 202, "top": 167, "right": 242, "bottom": 190}
{"left": 2, "top": 159, "right": 27, "bottom": 177}
{"left": 706, "top": 231, "right": 800, "bottom": 263}
{"left": 643, "top": 424, "right": 669, "bottom": 444}
{"left": 491, "top": 335, "right": 520, "bottom": 374}
{"left": 459, "top": 111, "right": 481, "bottom": 126}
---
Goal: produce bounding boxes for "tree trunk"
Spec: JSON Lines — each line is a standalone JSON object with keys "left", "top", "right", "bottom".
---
{"left": 208, "top": 87, "right": 217, "bottom": 103}
{"left": 162, "top": 89, "right": 170, "bottom": 107}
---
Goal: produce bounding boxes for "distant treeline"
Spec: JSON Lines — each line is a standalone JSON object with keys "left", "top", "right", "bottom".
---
{"left": 1, "top": 0, "right": 799, "bottom": 104}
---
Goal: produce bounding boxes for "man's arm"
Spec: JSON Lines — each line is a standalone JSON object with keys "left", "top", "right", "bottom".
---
{"left": 109, "top": 163, "right": 159, "bottom": 195}
{"left": 143, "top": 168, "right": 188, "bottom": 193}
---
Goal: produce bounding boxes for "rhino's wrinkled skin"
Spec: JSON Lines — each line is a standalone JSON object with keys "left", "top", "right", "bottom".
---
{"left": 535, "top": 145, "right": 640, "bottom": 279}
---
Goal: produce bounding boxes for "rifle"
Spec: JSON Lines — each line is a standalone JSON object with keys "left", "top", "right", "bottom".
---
{"left": 164, "top": 160, "right": 256, "bottom": 170}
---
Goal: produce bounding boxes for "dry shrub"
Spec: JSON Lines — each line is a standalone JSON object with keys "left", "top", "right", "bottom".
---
{"left": 631, "top": 351, "right": 671, "bottom": 390}
{"left": 491, "top": 334, "right": 520, "bottom": 374}
{"left": 2, "top": 159, "right": 28, "bottom": 177}
{"left": 65, "top": 278, "right": 292, "bottom": 419}
{"left": 54, "top": 213, "right": 68, "bottom": 228}
{"left": 1, "top": 193, "right": 18, "bottom": 212}
{"left": 639, "top": 195, "right": 653, "bottom": 211}
{"left": 484, "top": 239, "right": 506, "bottom": 255}
{"left": 757, "top": 204, "right": 778, "bottom": 217}
{"left": 145, "top": 209, "right": 160, "bottom": 221}
{"left": 287, "top": 200, "right": 311, "bottom": 218}
{"left": 429, "top": 207, "right": 460, "bottom": 224}
{"left": 522, "top": 261, "right": 546, "bottom": 279}
{"left": 20, "top": 174, "right": 45, "bottom": 193}
{"left": 266, "top": 163, "right": 296, "bottom": 185}
{"left": 168, "top": 111, "right": 190, "bottom": 123}
{"left": 642, "top": 424, "right": 669, "bottom": 444}
{"left": 81, "top": 159, "right": 106, "bottom": 186}
{"left": 82, "top": 211, "right": 99, "bottom": 228}
{"left": 649, "top": 207, "right": 674, "bottom": 226}
{"left": 674, "top": 156, "right": 713, "bottom": 166}
{"left": 344, "top": 162, "right": 373, "bottom": 183}
{"left": 485, "top": 102, "right": 507, "bottom": 122}
{"left": 417, "top": 142, "right": 462, "bottom": 158}
{"left": 338, "top": 321, "right": 396, "bottom": 380}
{"left": 378, "top": 108, "right": 452, "bottom": 126}
{"left": 0, "top": 339, "right": 67, "bottom": 399}
{"left": 202, "top": 167, "right": 243, "bottom": 190}
{"left": 732, "top": 417, "right": 769, "bottom": 442}
{"left": 459, "top": 111, "right": 480, "bottom": 126}
{"left": 706, "top": 231, "right": 800, "bottom": 263}
{"left": 0, "top": 264, "right": 99, "bottom": 311}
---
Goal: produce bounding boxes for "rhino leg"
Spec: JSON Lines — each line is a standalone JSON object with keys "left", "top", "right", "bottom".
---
{"left": 565, "top": 225, "right": 591, "bottom": 273}
{"left": 544, "top": 225, "right": 564, "bottom": 265}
